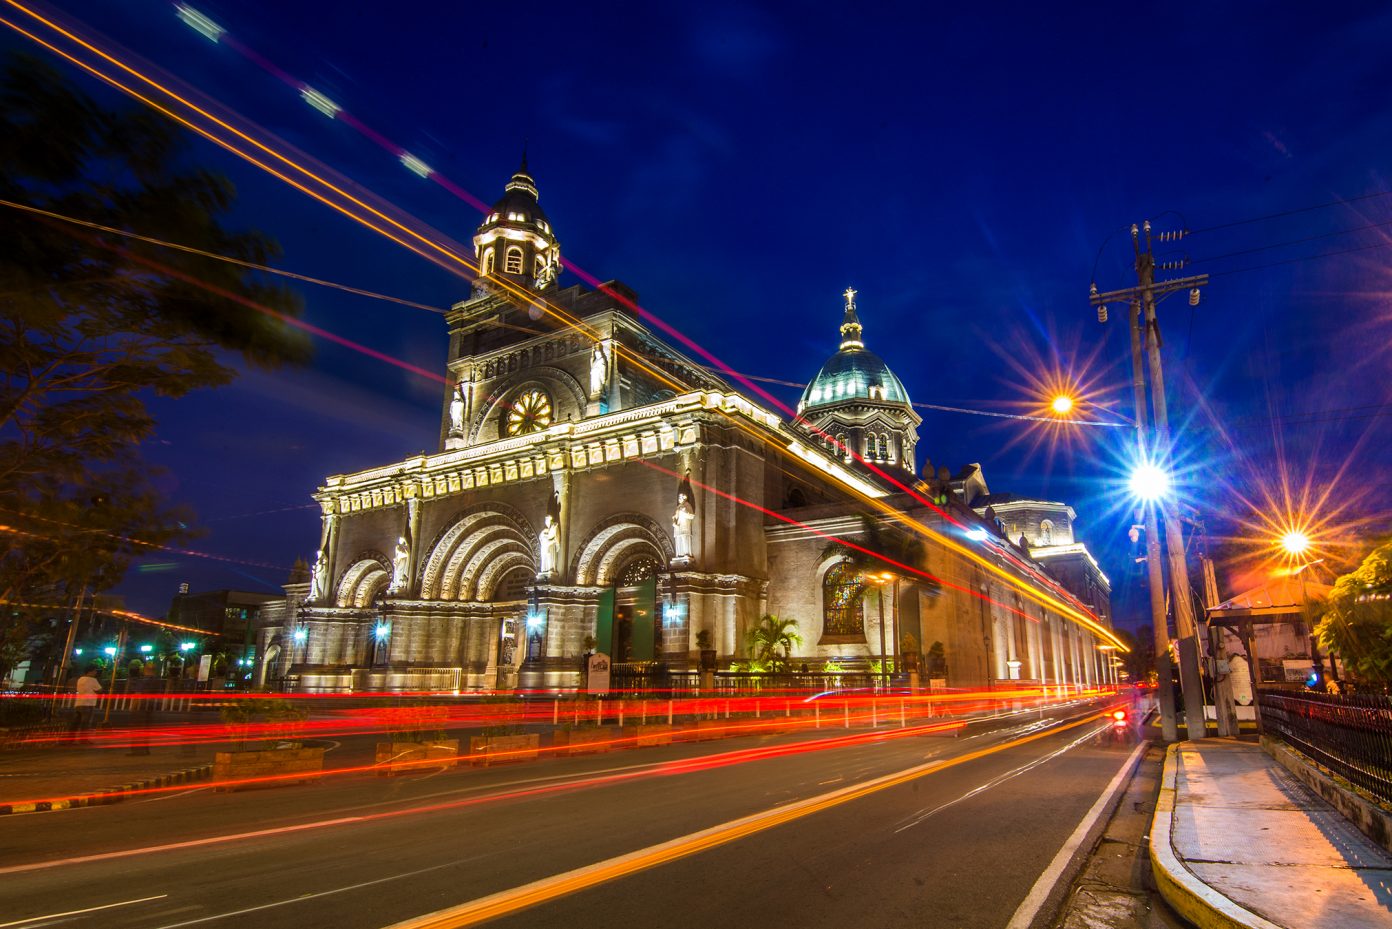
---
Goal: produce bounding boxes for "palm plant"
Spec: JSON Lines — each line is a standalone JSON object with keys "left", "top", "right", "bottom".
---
{"left": 745, "top": 614, "right": 802, "bottom": 672}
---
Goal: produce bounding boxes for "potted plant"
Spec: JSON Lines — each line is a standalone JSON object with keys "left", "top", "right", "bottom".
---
{"left": 214, "top": 698, "right": 324, "bottom": 789}
{"left": 469, "top": 696, "right": 540, "bottom": 765}
{"left": 373, "top": 703, "right": 459, "bottom": 775}
{"left": 900, "top": 633, "right": 920, "bottom": 673}
{"left": 696, "top": 628, "right": 717, "bottom": 671}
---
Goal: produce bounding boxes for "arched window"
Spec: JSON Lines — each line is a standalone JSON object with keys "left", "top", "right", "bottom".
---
{"left": 504, "top": 388, "right": 553, "bottom": 436}
{"left": 837, "top": 434, "right": 848, "bottom": 460}
{"left": 481, "top": 247, "right": 495, "bottom": 275}
{"left": 504, "top": 246, "right": 524, "bottom": 274}
{"left": 1039, "top": 519, "right": 1054, "bottom": 545}
{"left": 864, "top": 434, "right": 873, "bottom": 457}
{"left": 822, "top": 562, "right": 866, "bottom": 638}
{"left": 617, "top": 556, "right": 660, "bottom": 587}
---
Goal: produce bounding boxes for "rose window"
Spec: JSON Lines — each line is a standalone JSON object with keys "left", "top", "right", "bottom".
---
{"left": 505, "top": 389, "right": 553, "bottom": 436}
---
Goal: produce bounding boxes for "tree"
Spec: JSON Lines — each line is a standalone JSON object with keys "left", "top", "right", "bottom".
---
{"left": 745, "top": 615, "right": 802, "bottom": 672}
{"left": 1315, "top": 538, "right": 1392, "bottom": 685}
{"left": 0, "top": 54, "right": 310, "bottom": 680}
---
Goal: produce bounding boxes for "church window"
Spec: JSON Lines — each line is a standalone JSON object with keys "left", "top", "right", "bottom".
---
{"left": 482, "top": 247, "right": 495, "bottom": 275}
{"left": 617, "top": 556, "right": 660, "bottom": 587}
{"left": 505, "top": 388, "right": 553, "bottom": 436}
{"left": 508, "top": 211, "right": 526, "bottom": 222}
{"left": 504, "top": 247, "right": 524, "bottom": 274}
{"left": 837, "top": 434, "right": 847, "bottom": 458}
{"left": 822, "top": 562, "right": 866, "bottom": 638}
{"left": 1039, "top": 519, "right": 1054, "bottom": 545}
{"left": 879, "top": 434, "right": 889, "bottom": 459}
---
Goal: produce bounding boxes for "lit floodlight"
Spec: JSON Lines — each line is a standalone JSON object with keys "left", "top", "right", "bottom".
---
{"left": 1128, "top": 462, "right": 1171, "bottom": 502}
{"left": 292, "top": 627, "right": 308, "bottom": 644}
{"left": 103, "top": 646, "right": 117, "bottom": 656}
{"left": 374, "top": 622, "right": 391, "bottom": 640}
{"left": 1050, "top": 394, "right": 1075, "bottom": 415}
{"left": 966, "top": 527, "right": 989, "bottom": 542}
{"left": 1281, "top": 531, "right": 1311, "bottom": 557}
{"left": 526, "top": 611, "right": 545, "bottom": 628}
{"left": 139, "top": 644, "right": 153, "bottom": 653}
{"left": 175, "top": 4, "right": 225, "bottom": 43}
{"left": 180, "top": 642, "right": 195, "bottom": 651}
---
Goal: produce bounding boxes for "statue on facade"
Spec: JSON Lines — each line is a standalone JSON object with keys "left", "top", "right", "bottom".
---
{"left": 389, "top": 536, "right": 410, "bottom": 593}
{"left": 538, "top": 514, "right": 560, "bottom": 576}
{"left": 672, "top": 491, "right": 695, "bottom": 561}
{"left": 534, "top": 249, "right": 559, "bottom": 289}
{"left": 309, "top": 548, "right": 329, "bottom": 602}
{"left": 589, "top": 342, "right": 609, "bottom": 399}
{"left": 448, "top": 383, "right": 465, "bottom": 436}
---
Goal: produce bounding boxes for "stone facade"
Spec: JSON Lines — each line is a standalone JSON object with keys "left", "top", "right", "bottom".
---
{"left": 255, "top": 163, "right": 1119, "bottom": 694}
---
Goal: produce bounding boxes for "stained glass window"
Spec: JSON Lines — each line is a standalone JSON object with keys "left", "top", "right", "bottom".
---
{"left": 617, "top": 556, "right": 660, "bottom": 587}
{"left": 822, "top": 562, "right": 865, "bottom": 638}
{"left": 505, "top": 389, "right": 552, "bottom": 436}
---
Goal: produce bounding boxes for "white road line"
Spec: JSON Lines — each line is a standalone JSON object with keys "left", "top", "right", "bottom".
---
{"left": 0, "top": 893, "right": 168, "bottom": 928}
{"left": 1003, "top": 741, "right": 1147, "bottom": 929}
{"left": 893, "top": 725, "right": 1106, "bottom": 833}
{"left": 149, "top": 857, "right": 480, "bottom": 929}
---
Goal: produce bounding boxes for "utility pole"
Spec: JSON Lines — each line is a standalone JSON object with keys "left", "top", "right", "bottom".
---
{"left": 1091, "top": 220, "right": 1209, "bottom": 740}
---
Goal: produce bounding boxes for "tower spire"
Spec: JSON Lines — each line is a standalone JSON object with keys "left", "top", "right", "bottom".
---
{"left": 839, "top": 286, "right": 863, "bottom": 349}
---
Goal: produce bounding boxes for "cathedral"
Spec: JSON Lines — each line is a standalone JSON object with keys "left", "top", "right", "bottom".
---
{"left": 255, "top": 160, "right": 1120, "bottom": 693}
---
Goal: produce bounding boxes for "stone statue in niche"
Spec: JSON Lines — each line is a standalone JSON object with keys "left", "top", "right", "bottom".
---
{"left": 389, "top": 536, "right": 410, "bottom": 593}
{"left": 538, "top": 514, "right": 561, "bottom": 576}
{"left": 672, "top": 490, "right": 695, "bottom": 561}
{"left": 589, "top": 342, "right": 609, "bottom": 399}
{"left": 309, "top": 549, "right": 328, "bottom": 602}
{"left": 448, "top": 383, "right": 465, "bottom": 436}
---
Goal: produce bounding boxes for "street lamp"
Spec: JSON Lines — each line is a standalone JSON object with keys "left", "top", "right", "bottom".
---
{"left": 1281, "top": 531, "right": 1311, "bottom": 558}
{"left": 864, "top": 572, "right": 898, "bottom": 690}
{"left": 1128, "top": 462, "right": 1171, "bottom": 502}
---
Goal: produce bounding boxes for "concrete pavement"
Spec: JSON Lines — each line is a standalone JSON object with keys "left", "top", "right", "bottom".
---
{"left": 1150, "top": 740, "right": 1392, "bottom": 929}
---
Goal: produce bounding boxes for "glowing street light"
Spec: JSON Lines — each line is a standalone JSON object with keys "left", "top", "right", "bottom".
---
{"left": 1128, "top": 462, "right": 1171, "bottom": 502}
{"left": 1050, "top": 394, "right": 1075, "bottom": 415}
{"left": 1281, "top": 530, "right": 1311, "bottom": 558}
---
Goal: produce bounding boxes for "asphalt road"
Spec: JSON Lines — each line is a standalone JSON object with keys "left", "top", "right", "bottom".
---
{"left": 1, "top": 699, "right": 1142, "bottom": 929}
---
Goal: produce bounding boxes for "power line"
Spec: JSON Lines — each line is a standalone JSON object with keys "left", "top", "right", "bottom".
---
{"left": 0, "top": 197, "right": 447, "bottom": 314}
{"left": 1190, "top": 214, "right": 1392, "bottom": 264}
{"left": 1189, "top": 189, "right": 1392, "bottom": 235}
{"left": 1206, "top": 237, "right": 1392, "bottom": 278}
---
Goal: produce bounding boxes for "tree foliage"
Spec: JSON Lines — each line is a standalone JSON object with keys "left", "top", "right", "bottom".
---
{"left": 745, "top": 615, "right": 802, "bottom": 672}
{"left": 1315, "top": 538, "right": 1392, "bottom": 685}
{"left": 0, "top": 54, "right": 309, "bottom": 678}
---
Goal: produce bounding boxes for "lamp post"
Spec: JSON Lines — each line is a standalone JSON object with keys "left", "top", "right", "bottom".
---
{"left": 864, "top": 572, "right": 897, "bottom": 691}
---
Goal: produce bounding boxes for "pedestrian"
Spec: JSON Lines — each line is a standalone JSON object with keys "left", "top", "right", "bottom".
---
{"left": 70, "top": 665, "right": 102, "bottom": 744}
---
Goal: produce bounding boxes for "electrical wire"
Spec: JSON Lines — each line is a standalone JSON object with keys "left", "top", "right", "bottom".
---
{"left": 1190, "top": 214, "right": 1392, "bottom": 264}
{"left": 1188, "top": 189, "right": 1392, "bottom": 235}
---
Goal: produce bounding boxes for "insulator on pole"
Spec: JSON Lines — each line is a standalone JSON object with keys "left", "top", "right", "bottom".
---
{"left": 1097, "top": 304, "right": 1109, "bottom": 323}
{"left": 1189, "top": 288, "right": 1201, "bottom": 306}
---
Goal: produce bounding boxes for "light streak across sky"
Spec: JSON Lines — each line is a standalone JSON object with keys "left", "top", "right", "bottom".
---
{"left": 0, "top": 0, "right": 1123, "bottom": 649}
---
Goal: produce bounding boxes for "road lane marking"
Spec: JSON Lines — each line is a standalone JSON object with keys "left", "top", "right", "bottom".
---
{"left": 1003, "top": 740, "right": 1147, "bottom": 929}
{"left": 382, "top": 711, "right": 1109, "bottom": 929}
{"left": 0, "top": 894, "right": 168, "bottom": 928}
{"left": 893, "top": 724, "right": 1105, "bottom": 832}
{"left": 0, "top": 817, "right": 365, "bottom": 876}
{"left": 150, "top": 858, "right": 481, "bottom": 929}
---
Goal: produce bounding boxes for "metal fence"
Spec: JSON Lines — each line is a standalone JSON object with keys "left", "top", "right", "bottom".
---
{"left": 607, "top": 664, "right": 886, "bottom": 697}
{"left": 1257, "top": 689, "right": 1392, "bottom": 804}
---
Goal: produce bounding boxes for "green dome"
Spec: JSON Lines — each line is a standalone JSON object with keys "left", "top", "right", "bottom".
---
{"left": 798, "top": 347, "right": 911, "bottom": 413}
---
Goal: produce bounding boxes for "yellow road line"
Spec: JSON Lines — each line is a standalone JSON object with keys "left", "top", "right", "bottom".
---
{"left": 384, "top": 711, "right": 1110, "bottom": 929}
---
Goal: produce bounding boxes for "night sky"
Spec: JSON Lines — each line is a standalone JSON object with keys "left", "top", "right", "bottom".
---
{"left": 12, "top": 1, "right": 1392, "bottom": 626}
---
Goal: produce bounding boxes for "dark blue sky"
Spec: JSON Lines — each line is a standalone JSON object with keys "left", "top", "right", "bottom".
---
{"left": 17, "top": 1, "right": 1392, "bottom": 624}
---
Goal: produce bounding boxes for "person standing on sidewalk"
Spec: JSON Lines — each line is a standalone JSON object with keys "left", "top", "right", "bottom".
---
{"left": 70, "top": 666, "right": 102, "bottom": 743}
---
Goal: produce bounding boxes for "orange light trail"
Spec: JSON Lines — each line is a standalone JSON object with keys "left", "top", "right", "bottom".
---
{"left": 0, "top": 1, "right": 1123, "bottom": 650}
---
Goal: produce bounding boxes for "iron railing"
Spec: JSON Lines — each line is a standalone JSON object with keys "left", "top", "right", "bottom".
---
{"left": 1257, "top": 689, "right": 1392, "bottom": 804}
{"left": 607, "top": 664, "right": 888, "bottom": 696}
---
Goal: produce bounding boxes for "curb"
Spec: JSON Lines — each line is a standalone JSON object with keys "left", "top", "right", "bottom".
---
{"left": 0, "top": 763, "right": 214, "bottom": 815}
{"left": 1148, "top": 744, "right": 1283, "bottom": 929}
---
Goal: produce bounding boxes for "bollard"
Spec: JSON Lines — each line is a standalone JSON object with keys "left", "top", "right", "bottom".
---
{"left": 553, "top": 700, "right": 559, "bottom": 725}
{"left": 843, "top": 701, "right": 850, "bottom": 728}
{"left": 815, "top": 702, "right": 821, "bottom": 729}
{"left": 900, "top": 700, "right": 906, "bottom": 728}
{"left": 618, "top": 699, "right": 624, "bottom": 727}
{"left": 668, "top": 699, "right": 674, "bottom": 724}
{"left": 872, "top": 700, "right": 878, "bottom": 728}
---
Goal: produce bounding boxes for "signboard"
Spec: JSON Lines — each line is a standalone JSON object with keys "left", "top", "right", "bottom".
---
{"left": 1228, "top": 655, "right": 1253, "bottom": 706}
{"left": 586, "top": 652, "right": 611, "bottom": 695}
{"left": 197, "top": 654, "right": 213, "bottom": 682}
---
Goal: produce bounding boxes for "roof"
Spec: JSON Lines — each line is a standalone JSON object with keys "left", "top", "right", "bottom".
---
{"left": 1208, "top": 576, "right": 1332, "bottom": 618}
{"left": 798, "top": 347, "right": 911, "bottom": 412}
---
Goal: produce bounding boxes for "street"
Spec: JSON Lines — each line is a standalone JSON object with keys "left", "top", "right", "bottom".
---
{"left": 1, "top": 700, "right": 1139, "bottom": 929}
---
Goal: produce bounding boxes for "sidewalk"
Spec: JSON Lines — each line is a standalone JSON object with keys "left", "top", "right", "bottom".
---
{"left": 0, "top": 744, "right": 215, "bottom": 813}
{"left": 1151, "top": 739, "right": 1392, "bottom": 929}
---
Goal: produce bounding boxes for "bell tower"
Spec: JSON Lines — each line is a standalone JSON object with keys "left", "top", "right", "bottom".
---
{"left": 472, "top": 154, "right": 561, "bottom": 291}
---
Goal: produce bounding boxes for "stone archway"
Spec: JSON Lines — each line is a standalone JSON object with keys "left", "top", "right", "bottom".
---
{"left": 570, "top": 513, "right": 675, "bottom": 587}
{"left": 335, "top": 554, "right": 391, "bottom": 608}
{"left": 419, "top": 504, "right": 537, "bottom": 601}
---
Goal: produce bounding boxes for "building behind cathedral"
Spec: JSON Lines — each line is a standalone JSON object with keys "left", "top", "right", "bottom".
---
{"left": 253, "top": 159, "right": 1118, "bottom": 693}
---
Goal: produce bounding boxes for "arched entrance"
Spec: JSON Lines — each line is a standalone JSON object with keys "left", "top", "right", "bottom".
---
{"left": 491, "top": 564, "right": 532, "bottom": 690}
{"left": 608, "top": 555, "right": 662, "bottom": 662}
